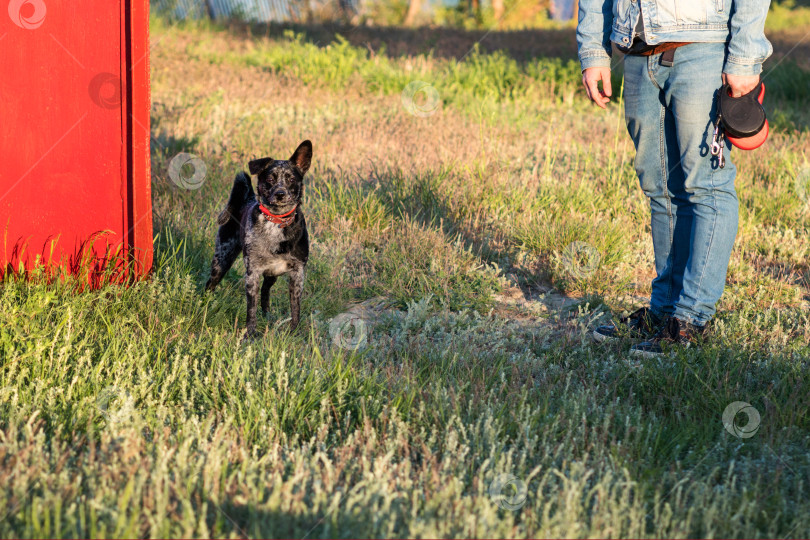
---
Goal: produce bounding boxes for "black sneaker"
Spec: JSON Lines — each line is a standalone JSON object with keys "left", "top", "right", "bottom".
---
{"left": 593, "top": 307, "right": 664, "bottom": 343}
{"left": 629, "top": 316, "right": 707, "bottom": 358}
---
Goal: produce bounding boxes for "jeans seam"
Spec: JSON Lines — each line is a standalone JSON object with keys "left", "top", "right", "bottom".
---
{"left": 659, "top": 103, "right": 675, "bottom": 309}
{"left": 651, "top": 54, "right": 675, "bottom": 310}
{"left": 646, "top": 55, "right": 662, "bottom": 91}
{"left": 684, "top": 165, "right": 719, "bottom": 325}
{"left": 644, "top": 55, "right": 674, "bottom": 311}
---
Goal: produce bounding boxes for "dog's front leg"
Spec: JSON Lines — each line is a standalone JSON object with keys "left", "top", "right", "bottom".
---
{"left": 261, "top": 276, "right": 278, "bottom": 317}
{"left": 288, "top": 265, "right": 305, "bottom": 330}
{"left": 244, "top": 270, "right": 261, "bottom": 339}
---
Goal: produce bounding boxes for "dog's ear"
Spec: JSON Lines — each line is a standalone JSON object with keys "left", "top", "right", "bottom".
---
{"left": 248, "top": 157, "right": 273, "bottom": 176}
{"left": 289, "top": 140, "right": 312, "bottom": 176}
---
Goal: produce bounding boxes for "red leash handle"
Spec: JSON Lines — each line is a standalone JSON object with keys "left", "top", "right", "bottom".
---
{"left": 721, "top": 82, "right": 768, "bottom": 151}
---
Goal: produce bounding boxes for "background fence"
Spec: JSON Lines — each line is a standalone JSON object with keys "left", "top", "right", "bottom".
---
{"left": 150, "top": 0, "right": 576, "bottom": 23}
{"left": 152, "top": 0, "right": 361, "bottom": 22}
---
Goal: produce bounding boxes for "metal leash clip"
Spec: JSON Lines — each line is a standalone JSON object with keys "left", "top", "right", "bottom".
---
{"left": 710, "top": 115, "right": 726, "bottom": 169}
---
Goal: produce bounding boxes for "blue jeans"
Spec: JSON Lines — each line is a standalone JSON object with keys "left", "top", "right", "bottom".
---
{"left": 623, "top": 42, "right": 738, "bottom": 327}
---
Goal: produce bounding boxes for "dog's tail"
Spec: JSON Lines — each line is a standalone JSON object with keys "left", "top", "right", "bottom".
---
{"left": 217, "top": 172, "right": 256, "bottom": 225}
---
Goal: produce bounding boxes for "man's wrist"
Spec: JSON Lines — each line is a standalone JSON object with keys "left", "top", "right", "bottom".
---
{"left": 580, "top": 54, "right": 612, "bottom": 72}
{"left": 723, "top": 58, "right": 764, "bottom": 77}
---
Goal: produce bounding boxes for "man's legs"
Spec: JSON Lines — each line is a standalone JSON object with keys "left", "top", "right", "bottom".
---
{"left": 664, "top": 43, "right": 738, "bottom": 326}
{"left": 623, "top": 53, "right": 687, "bottom": 318}
{"left": 624, "top": 41, "right": 737, "bottom": 337}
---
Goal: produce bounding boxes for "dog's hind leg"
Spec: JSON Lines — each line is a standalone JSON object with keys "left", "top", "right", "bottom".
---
{"left": 205, "top": 234, "right": 241, "bottom": 291}
{"left": 261, "top": 276, "right": 277, "bottom": 316}
{"left": 207, "top": 172, "right": 254, "bottom": 292}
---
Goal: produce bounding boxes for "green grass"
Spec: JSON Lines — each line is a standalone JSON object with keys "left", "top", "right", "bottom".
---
{"left": 764, "top": 1, "right": 810, "bottom": 31}
{"left": 2, "top": 16, "right": 810, "bottom": 538}
{"left": 183, "top": 26, "right": 584, "bottom": 111}
{"left": 173, "top": 19, "right": 810, "bottom": 125}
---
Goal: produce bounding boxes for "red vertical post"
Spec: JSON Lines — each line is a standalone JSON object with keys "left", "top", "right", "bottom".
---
{"left": 127, "top": 0, "right": 154, "bottom": 277}
{"left": 0, "top": 0, "right": 152, "bottom": 285}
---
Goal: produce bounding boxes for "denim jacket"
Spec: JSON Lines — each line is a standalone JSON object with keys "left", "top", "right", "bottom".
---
{"left": 576, "top": 0, "right": 773, "bottom": 76}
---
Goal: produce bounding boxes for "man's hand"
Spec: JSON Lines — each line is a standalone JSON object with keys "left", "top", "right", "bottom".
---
{"left": 723, "top": 73, "right": 760, "bottom": 97}
{"left": 582, "top": 67, "right": 612, "bottom": 109}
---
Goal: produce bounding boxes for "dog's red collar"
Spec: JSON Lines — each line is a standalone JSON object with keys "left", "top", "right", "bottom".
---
{"left": 259, "top": 204, "right": 297, "bottom": 227}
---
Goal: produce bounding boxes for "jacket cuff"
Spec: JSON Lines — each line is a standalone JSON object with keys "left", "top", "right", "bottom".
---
{"left": 579, "top": 52, "right": 612, "bottom": 72}
{"left": 723, "top": 57, "right": 764, "bottom": 77}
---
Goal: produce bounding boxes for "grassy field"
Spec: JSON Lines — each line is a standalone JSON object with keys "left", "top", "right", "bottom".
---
{"left": 2, "top": 13, "right": 810, "bottom": 538}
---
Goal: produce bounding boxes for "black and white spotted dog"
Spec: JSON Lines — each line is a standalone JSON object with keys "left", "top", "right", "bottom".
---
{"left": 205, "top": 140, "right": 312, "bottom": 338}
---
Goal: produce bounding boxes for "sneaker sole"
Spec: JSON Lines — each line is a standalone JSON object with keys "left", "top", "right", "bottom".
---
{"left": 593, "top": 329, "right": 647, "bottom": 343}
{"left": 628, "top": 347, "right": 663, "bottom": 359}
{"left": 629, "top": 343, "right": 696, "bottom": 359}
{"left": 592, "top": 330, "right": 613, "bottom": 343}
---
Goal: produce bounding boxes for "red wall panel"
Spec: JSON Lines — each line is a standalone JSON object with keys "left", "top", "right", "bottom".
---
{"left": 1, "top": 0, "right": 152, "bottom": 284}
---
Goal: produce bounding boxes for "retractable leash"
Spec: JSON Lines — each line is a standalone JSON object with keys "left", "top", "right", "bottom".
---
{"left": 711, "top": 81, "right": 768, "bottom": 168}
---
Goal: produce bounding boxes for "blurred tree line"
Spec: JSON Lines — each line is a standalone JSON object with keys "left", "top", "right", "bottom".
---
{"left": 155, "top": 0, "right": 807, "bottom": 29}
{"left": 153, "top": 0, "right": 578, "bottom": 28}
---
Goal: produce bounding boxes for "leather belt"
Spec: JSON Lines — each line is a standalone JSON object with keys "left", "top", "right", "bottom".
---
{"left": 634, "top": 42, "right": 692, "bottom": 57}
{"left": 618, "top": 39, "right": 692, "bottom": 67}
